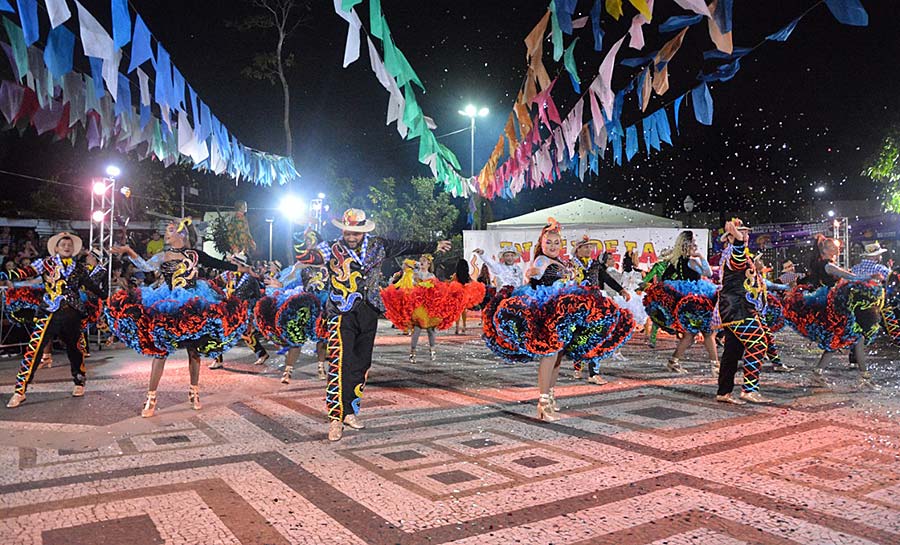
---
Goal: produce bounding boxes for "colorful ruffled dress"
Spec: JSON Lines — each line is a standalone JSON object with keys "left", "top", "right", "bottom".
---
{"left": 381, "top": 265, "right": 476, "bottom": 331}
{"left": 105, "top": 249, "right": 248, "bottom": 358}
{"left": 482, "top": 257, "right": 634, "bottom": 371}
{"left": 253, "top": 265, "right": 326, "bottom": 348}
{"left": 782, "top": 274, "right": 884, "bottom": 351}
{"left": 642, "top": 257, "right": 718, "bottom": 335}
{"left": 5, "top": 284, "right": 102, "bottom": 332}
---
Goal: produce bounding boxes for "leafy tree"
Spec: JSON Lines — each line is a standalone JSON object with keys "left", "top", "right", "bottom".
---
{"left": 28, "top": 179, "right": 76, "bottom": 219}
{"left": 230, "top": 0, "right": 311, "bottom": 157}
{"left": 864, "top": 131, "right": 900, "bottom": 213}
{"left": 366, "top": 177, "right": 461, "bottom": 242}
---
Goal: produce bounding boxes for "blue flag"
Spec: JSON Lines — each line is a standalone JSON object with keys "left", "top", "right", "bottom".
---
{"left": 16, "top": 0, "right": 38, "bottom": 46}
{"left": 44, "top": 24, "right": 75, "bottom": 78}
{"left": 766, "top": 17, "right": 800, "bottom": 42}
{"left": 823, "top": 0, "right": 868, "bottom": 26}
{"left": 128, "top": 15, "right": 153, "bottom": 72}
{"left": 691, "top": 83, "right": 713, "bottom": 126}
{"left": 112, "top": 0, "right": 132, "bottom": 48}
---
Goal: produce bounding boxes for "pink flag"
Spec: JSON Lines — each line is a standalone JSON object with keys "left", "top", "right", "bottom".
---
{"left": 596, "top": 36, "right": 625, "bottom": 120}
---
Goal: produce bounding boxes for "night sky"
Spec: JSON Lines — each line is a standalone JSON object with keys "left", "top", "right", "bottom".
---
{"left": 1, "top": 0, "right": 897, "bottom": 225}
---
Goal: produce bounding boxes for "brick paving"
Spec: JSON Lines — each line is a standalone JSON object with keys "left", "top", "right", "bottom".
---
{"left": 0, "top": 318, "right": 898, "bottom": 544}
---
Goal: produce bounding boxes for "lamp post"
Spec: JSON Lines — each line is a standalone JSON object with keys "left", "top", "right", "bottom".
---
{"left": 458, "top": 104, "right": 489, "bottom": 228}
{"left": 265, "top": 218, "right": 274, "bottom": 262}
{"left": 683, "top": 195, "right": 695, "bottom": 227}
{"left": 181, "top": 186, "right": 199, "bottom": 218}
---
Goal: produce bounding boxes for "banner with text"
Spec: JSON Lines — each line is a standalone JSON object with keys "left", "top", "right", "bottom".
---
{"left": 463, "top": 228, "right": 707, "bottom": 269}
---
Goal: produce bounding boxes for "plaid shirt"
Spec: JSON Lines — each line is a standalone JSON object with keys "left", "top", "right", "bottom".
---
{"left": 851, "top": 259, "right": 890, "bottom": 280}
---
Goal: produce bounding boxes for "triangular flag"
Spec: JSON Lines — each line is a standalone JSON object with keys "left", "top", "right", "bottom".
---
{"left": 75, "top": 1, "right": 115, "bottom": 60}
{"left": 44, "top": 24, "right": 75, "bottom": 78}
{"left": 766, "top": 17, "right": 800, "bottom": 42}
{"left": 128, "top": 15, "right": 152, "bottom": 72}
{"left": 691, "top": 82, "right": 713, "bottom": 125}
{"left": 332, "top": 0, "right": 361, "bottom": 67}
{"left": 45, "top": 0, "right": 71, "bottom": 28}
{"left": 17, "top": 0, "right": 39, "bottom": 46}
{"left": 823, "top": 0, "right": 868, "bottom": 26}
{"left": 111, "top": 0, "right": 131, "bottom": 48}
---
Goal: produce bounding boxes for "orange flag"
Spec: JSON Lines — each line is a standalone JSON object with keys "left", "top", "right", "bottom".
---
{"left": 504, "top": 112, "right": 519, "bottom": 155}
{"left": 514, "top": 94, "right": 533, "bottom": 136}
{"left": 707, "top": 0, "right": 733, "bottom": 54}
{"left": 640, "top": 67, "right": 652, "bottom": 111}
{"left": 652, "top": 27, "right": 688, "bottom": 95}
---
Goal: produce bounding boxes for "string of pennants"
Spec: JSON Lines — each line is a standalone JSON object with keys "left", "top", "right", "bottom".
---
{"left": 0, "top": 0, "right": 299, "bottom": 186}
{"left": 332, "top": 0, "right": 868, "bottom": 201}
{"left": 333, "top": 0, "right": 468, "bottom": 197}
{"left": 470, "top": 0, "right": 868, "bottom": 201}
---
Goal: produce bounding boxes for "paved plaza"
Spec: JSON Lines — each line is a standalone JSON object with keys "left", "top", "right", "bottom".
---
{"left": 0, "top": 317, "right": 898, "bottom": 544}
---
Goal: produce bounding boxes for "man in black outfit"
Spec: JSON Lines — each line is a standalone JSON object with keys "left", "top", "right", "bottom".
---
{"left": 296, "top": 209, "right": 450, "bottom": 441}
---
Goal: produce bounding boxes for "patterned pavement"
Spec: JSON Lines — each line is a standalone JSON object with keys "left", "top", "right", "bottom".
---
{"left": 0, "top": 318, "right": 898, "bottom": 544}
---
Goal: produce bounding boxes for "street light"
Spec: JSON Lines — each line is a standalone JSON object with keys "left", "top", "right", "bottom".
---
{"left": 265, "top": 218, "right": 274, "bottom": 262}
{"left": 105, "top": 165, "right": 121, "bottom": 177}
{"left": 683, "top": 196, "right": 695, "bottom": 227}
{"left": 279, "top": 195, "right": 305, "bottom": 222}
{"left": 459, "top": 104, "right": 489, "bottom": 229}
{"left": 814, "top": 185, "right": 826, "bottom": 193}
{"left": 827, "top": 210, "right": 835, "bottom": 218}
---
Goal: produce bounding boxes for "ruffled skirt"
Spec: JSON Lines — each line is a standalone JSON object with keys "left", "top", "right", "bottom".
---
{"left": 642, "top": 280, "right": 718, "bottom": 335}
{"left": 612, "top": 290, "right": 648, "bottom": 328}
{"left": 782, "top": 280, "right": 884, "bottom": 351}
{"left": 762, "top": 293, "right": 785, "bottom": 333}
{"left": 381, "top": 280, "right": 472, "bottom": 331}
{"left": 5, "top": 286, "right": 103, "bottom": 331}
{"left": 254, "top": 287, "right": 324, "bottom": 347}
{"left": 105, "top": 280, "right": 248, "bottom": 358}
{"left": 482, "top": 283, "right": 634, "bottom": 369}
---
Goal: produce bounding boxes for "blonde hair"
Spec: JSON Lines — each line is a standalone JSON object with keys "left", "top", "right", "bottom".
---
{"left": 668, "top": 231, "right": 694, "bottom": 266}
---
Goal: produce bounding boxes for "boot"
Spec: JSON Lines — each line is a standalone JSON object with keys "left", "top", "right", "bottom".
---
{"left": 548, "top": 388, "right": 560, "bottom": 412}
{"left": 253, "top": 353, "right": 269, "bottom": 366}
{"left": 281, "top": 365, "right": 292, "bottom": 384}
{"left": 317, "top": 361, "right": 327, "bottom": 380}
{"left": 6, "top": 393, "right": 25, "bottom": 408}
{"left": 739, "top": 390, "right": 773, "bottom": 404}
{"left": 141, "top": 391, "right": 157, "bottom": 418}
{"left": 710, "top": 359, "right": 720, "bottom": 377}
{"left": 189, "top": 385, "right": 202, "bottom": 410}
{"left": 328, "top": 420, "right": 343, "bottom": 441}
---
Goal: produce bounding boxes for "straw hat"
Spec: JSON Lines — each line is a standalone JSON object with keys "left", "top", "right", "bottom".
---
{"left": 862, "top": 241, "right": 888, "bottom": 257}
{"left": 47, "top": 232, "right": 82, "bottom": 256}
{"left": 332, "top": 208, "right": 375, "bottom": 233}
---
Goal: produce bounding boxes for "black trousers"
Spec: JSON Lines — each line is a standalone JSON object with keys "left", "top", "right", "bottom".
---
{"left": 325, "top": 303, "right": 379, "bottom": 421}
{"left": 16, "top": 307, "right": 85, "bottom": 395}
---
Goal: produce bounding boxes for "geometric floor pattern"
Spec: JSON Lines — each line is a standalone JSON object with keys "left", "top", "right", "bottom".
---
{"left": 1, "top": 320, "right": 898, "bottom": 544}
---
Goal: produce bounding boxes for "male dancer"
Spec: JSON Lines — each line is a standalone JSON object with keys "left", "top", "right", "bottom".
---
{"left": 6, "top": 232, "right": 106, "bottom": 408}
{"left": 473, "top": 247, "right": 523, "bottom": 288}
{"left": 296, "top": 209, "right": 450, "bottom": 441}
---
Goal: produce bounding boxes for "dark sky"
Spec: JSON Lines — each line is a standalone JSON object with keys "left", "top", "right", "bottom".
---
{"left": 2, "top": 0, "right": 897, "bottom": 224}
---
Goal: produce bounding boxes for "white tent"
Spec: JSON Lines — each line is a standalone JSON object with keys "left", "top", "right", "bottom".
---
{"left": 487, "top": 198, "right": 681, "bottom": 230}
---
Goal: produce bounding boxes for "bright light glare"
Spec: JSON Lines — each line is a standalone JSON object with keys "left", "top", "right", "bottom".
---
{"left": 280, "top": 195, "right": 305, "bottom": 220}
{"left": 106, "top": 165, "right": 121, "bottom": 177}
{"left": 91, "top": 210, "right": 105, "bottom": 222}
{"left": 92, "top": 181, "right": 108, "bottom": 195}
{"left": 814, "top": 185, "right": 825, "bottom": 193}
{"left": 827, "top": 210, "right": 835, "bottom": 217}
{"left": 317, "top": 192, "right": 326, "bottom": 199}
{"left": 464, "top": 104, "right": 477, "bottom": 117}
{"left": 478, "top": 107, "right": 489, "bottom": 117}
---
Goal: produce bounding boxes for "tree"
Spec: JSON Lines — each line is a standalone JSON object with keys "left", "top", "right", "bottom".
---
{"left": 366, "top": 177, "right": 461, "bottom": 241}
{"left": 231, "top": 0, "right": 310, "bottom": 158}
{"left": 864, "top": 131, "right": 900, "bottom": 213}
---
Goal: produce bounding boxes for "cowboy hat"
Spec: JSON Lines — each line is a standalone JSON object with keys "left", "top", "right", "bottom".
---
{"left": 781, "top": 260, "right": 795, "bottom": 272}
{"left": 862, "top": 241, "right": 888, "bottom": 257}
{"left": 47, "top": 232, "right": 83, "bottom": 256}
{"left": 574, "top": 235, "right": 595, "bottom": 250}
{"left": 227, "top": 252, "right": 250, "bottom": 267}
{"left": 332, "top": 208, "right": 375, "bottom": 233}
{"left": 498, "top": 247, "right": 521, "bottom": 257}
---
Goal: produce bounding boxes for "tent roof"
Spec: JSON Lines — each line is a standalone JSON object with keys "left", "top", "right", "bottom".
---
{"left": 487, "top": 198, "right": 681, "bottom": 229}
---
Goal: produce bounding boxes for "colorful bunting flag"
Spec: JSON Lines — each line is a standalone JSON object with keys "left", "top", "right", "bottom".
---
{"left": 823, "top": 0, "right": 868, "bottom": 27}
{"left": 16, "top": 0, "right": 38, "bottom": 46}
{"left": 691, "top": 82, "right": 713, "bottom": 125}
{"left": 43, "top": 24, "right": 75, "bottom": 78}
{"left": 766, "top": 18, "right": 800, "bottom": 42}
{"left": 111, "top": 0, "right": 131, "bottom": 48}
{"left": 128, "top": 15, "right": 152, "bottom": 72}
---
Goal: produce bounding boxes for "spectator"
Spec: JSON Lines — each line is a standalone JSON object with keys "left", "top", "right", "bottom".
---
{"left": 0, "top": 227, "right": 12, "bottom": 246}
{"left": 145, "top": 231, "right": 164, "bottom": 256}
{"left": 778, "top": 261, "right": 801, "bottom": 287}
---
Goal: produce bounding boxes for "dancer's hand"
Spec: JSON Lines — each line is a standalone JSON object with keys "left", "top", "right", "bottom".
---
{"left": 473, "top": 248, "right": 484, "bottom": 255}
{"left": 435, "top": 240, "right": 452, "bottom": 253}
{"left": 264, "top": 276, "right": 283, "bottom": 288}
{"left": 724, "top": 221, "right": 746, "bottom": 242}
{"left": 110, "top": 245, "right": 135, "bottom": 258}
{"left": 620, "top": 290, "right": 631, "bottom": 302}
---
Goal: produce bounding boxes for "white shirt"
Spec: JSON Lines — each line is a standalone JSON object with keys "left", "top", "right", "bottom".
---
{"left": 476, "top": 253, "right": 524, "bottom": 288}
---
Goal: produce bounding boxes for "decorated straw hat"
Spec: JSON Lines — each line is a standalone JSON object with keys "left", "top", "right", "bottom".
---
{"left": 47, "top": 232, "right": 83, "bottom": 256}
{"left": 781, "top": 260, "right": 795, "bottom": 272}
{"left": 498, "top": 247, "right": 521, "bottom": 257}
{"left": 574, "top": 234, "right": 595, "bottom": 250}
{"left": 862, "top": 241, "right": 888, "bottom": 257}
{"left": 332, "top": 208, "right": 375, "bottom": 233}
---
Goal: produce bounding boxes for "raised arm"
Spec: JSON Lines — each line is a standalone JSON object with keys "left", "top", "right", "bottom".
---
{"left": 825, "top": 262, "right": 868, "bottom": 282}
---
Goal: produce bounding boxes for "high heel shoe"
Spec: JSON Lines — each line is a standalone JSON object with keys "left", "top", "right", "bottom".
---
{"left": 141, "top": 391, "right": 157, "bottom": 418}
{"left": 430, "top": 349, "right": 437, "bottom": 362}
{"left": 666, "top": 358, "right": 688, "bottom": 374}
{"left": 537, "top": 394, "right": 560, "bottom": 422}
{"left": 317, "top": 361, "right": 327, "bottom": 380}
{"left": 409, "top": 350, "right": 416, "bottom": 364}
{"left": 281, "top": 365, "right": 292, "bottom": 384}
{"left": 548, "top": 388, "right": 560, "bottom": 412}
{"left": 188, "top": 386, "right": 202, "bottom": 410}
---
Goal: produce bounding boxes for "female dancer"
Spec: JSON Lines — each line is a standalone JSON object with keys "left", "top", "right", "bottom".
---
{"left": 482, "top": 219, "right": 634, "bottom": 421}
{"left": 107, "top": 219, "right": 250, "bottom": 417}
{"left": 783, "top": 234, "right": 883, "bottom": 389}
{"left": 643, "top": 231, "right": 719, "bottom": 375}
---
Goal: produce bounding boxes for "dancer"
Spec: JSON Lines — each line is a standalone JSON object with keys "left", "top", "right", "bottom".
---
{"left": 753, "top": 254, "right": 794, "bottom": 373}
{"left": 209, "top": 257, "right": 270, "bottom": 369}
{"left": 473, "top": 247, "right": 524, "bottom": 288}
{"left": 451, "top": 258, "right": 477, "bottom": 334}
{"left": 783, "top": 235, "right": 884, "bottom": 390}
{"left": 255, "top": 266, "right": 323, "bottom": 385}
{"left": 716, "top": 220, "right": 775, "bottom": 404}
{"left": 5, "top": 233, "right": 106, "bottom": 408}
{"left": 482, "top": 219, "right": 634, "bottom": 421}
{"left": 570, "top": 238, "right": 632, "bottom": 384}
{"left": 643, "top": 231, "right": 719, "bottom": 374}
{"left": 107, "top": 219, "right": 250, "bottom": 417}
{"left": 640, "top": 248, "right": 671, "bottom": 348}
{"left": 295, "top": 209, "right": 451, "bottom": 441}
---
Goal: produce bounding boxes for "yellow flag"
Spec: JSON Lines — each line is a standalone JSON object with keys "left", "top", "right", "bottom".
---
{"left": 605, "top": 0, "right": 623, "bottom": 20}
{"left": 629, "top": 0, "right": 652, "bottom": 21}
